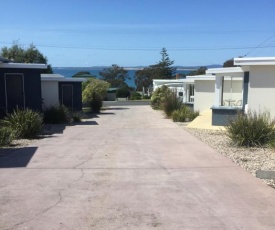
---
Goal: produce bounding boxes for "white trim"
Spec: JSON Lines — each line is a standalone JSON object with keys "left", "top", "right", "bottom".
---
{"left": 206, "top": 67, "right": 244, "bottom": 75}
{"left": 0, "top": 63, "right": 47, "bottom": 69}
{"left": 234, "top": 57, "right": 275, "bottom": 66}
{"left": 153, "top": 79, "right": 194, "bottom": 84}
{"left": 186, "top": 75, "right": 215, "bottom": 81}
{"left": 41, "top": 74, "right": 86, "bottom": 82}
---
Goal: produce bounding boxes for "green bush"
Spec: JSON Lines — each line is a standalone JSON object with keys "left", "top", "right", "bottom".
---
{"left": 130, "top": 92, "right": 142, "bottom": 100}
{"left": 72, "top": 111, "right": 83, "bottom": 122}
{"left": 226, "top": 110, "right": 275, "bottom": 147}
{"left": 162, "top": 91, "right": 183, "bottom": 117}
{"left": 142, "top": 95, "right": 151, "bottom": 100}
{"left": 150, "top": 85, "right": 171, "bottom": 110}
{"left": 116, "top": 86, "right": 130, "bottom": 98}
{"left": 2, "top": 109, "right": 43, "bottom": 139}
{"left": 188, "top": 110, "right": 200, "bottom": 121}
{"left": 172, "top": 106, "right": 199, "bottom": 122}
{"left": 0, "top": 127, "right": 14, "bottom": 146}
{"left": 44, "top": 105, "right": 69, "bottom": 124}
{"left": 90, "top": 93, "right": 103, "bottom": 113}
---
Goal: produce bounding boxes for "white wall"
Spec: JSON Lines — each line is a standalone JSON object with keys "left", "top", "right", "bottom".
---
{"left": 248, "top": 66, "right": 275, "bottom": 118}
{"left": 41, "top": 81, "right": 59, "bottom": 109}
{"left": 194, "top": 80, "right": 215, "bottom": 112}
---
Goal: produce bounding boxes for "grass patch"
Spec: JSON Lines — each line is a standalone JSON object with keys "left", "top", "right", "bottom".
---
{"left": 226, "top": 110, "right": 275, "bottom": 147}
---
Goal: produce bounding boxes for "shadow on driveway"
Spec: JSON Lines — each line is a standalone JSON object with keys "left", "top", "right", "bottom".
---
{"left": 0, "top": 147, "right": 37, "bottom": 168}
{"left": 73, "top": 121, "right": 98, "bottom": 125}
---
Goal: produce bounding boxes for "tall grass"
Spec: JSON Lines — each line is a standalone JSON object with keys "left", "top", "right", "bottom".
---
{"left": 226, "top": 110, "right": 275, "bottom": 147}
{"left": 150, "top": 85, "right": 172, "bottom": 110}
{"left": 1, "top": 109, "right": 43, "bottom": 139}
{"left": 0, "top": 127, "right": 14, "bottom": 146}
{"left": 43, "top": 105, "right": 69, "bottom": 124}
{"left": 162, "top": 90, "right": 183, "bottom": 117}
{"left": 172, "top": 106, "right": 199, "bottom": 122}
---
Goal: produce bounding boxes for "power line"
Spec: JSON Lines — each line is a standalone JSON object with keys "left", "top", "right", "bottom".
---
{"left": 244, "top": 34, "right": 275, "bottom": 56}
{"left": 1, "top": 41, "right": 275, "bottom": 51}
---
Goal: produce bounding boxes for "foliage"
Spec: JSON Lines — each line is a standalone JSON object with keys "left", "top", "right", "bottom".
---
{"left": 226, "top": 110, "right": 275, "bottom": 147}
{"left": 72, "top": 111, "right": 83, "bottom": 122}
{"left": 142, "top": 95, "right": 151, "bottom": 100}
{"left": 188, "top": 67, "right": 207, "bottom": 76}
{"left": 135, "top": 68, "right": 153, "bottom": 91}
{"left": 135, "top": 48, "right": 176, "bottom": 90}
{"left": 90, "top": 93, "right": 103, "bottom": 113}
{"left": 172, "top": 106, "right": 199, "bottom": 122}
{"left": 43, "top": 105, "right": 70, "bottom": 124}
{"left": 99, "top": 64, "right": 130, "bottom": 87}
{"left": 116, "top": 86, "right": 130, "bottom": 98}
{"left": 130, "top": 92, "right": 142, "bottom": 100}
{"left": 72, "top": 71, "right": 96, "bottom": 78}
{"left": 223, "top": 58, "right": 236, "bottom": 67}
{"left": 188, "top": 110, "right": 200, "bottom": 121}
{"left": 150, "top": 85, "right": 172, "bottom": 110}
{"left": 2, "top": 109, "right": 43, "bottom": 139}
{"left": 162, "top": 90, "right": 183, "bottom": 117}
{"left": 82, "top": 78, "right": 110, "bottom": 103}
{"left": 0, "top": 126, "right": 14, "bottom": 146}
{"left": 0, "top": 41, "right": 53, "bottom": 73}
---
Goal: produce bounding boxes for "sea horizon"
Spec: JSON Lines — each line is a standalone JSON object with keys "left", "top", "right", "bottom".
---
{"left": 52, "top": 67, "right": 193, "bottom": 87}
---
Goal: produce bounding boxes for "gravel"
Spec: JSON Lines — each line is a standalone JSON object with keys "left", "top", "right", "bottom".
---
{"left": 177, "top": 122, "right": 275, "bottom": 188}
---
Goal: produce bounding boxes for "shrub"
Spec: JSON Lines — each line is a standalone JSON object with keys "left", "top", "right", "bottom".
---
{"left": 0, "top": 127, "right": 14, "bottom": 146}
{"left": 172, "top": 106, "right": 200, "bottom": 122}
{"left": 188, "top": 109, "right": 200, "bottom": 121}
{"left": 82, "top": 78, "right": 110, "bottom": 103}
{"left": 226, "top": 110, "right": 275, "bottom": 147}
{"left": 72, "top": 111, "right": 83, "bottom": 122}
{"left": 44, "top": 105, "right": 69, "bottom": 124}
{"left": 116, "top": 86, "right": 130, "bottom": 98}
{"left": 2, "top": 109, "right": 43, "bottom": 139}
{"left": 162, "top": 91, "right": 183, "bottom": 117}
{"left": 130, "top": 92, "right": 142, "bottom": 100}
{"left": 142, "top": 95, "right": 151, "bottom": 100}
{"left": 150, "top": 85, "right": 171, "bottom": 110}
{"left": 90, "top": 92, "right": 103, "bottom": 113}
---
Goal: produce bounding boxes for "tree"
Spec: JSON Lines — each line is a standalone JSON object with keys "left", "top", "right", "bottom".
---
{"left": 223, "top": 58, "right": 236, "bottom": 67}
{"left": 0, "top": 42, "right": 53, "bottom": 73}
{"left": 99, "top": 64, "right": 129, "bottom": 87}
{"left": 135, "top": 67, "right": 153, "bottom": 91}
{"left": 72, "top": 71, "right": 96, "bottom": 78}
{"left": 188, "top": 67, "right": 207, "bottom": 76}
{"left": 134, "top": 48, "right": 176, "bottom": 90}
{"left": 82, "top": 78, "right": 110, "bottom": 113}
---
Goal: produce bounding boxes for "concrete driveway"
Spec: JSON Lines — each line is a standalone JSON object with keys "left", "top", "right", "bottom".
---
{"left": 1, "top": 105, "right": 275, "bottom": 230}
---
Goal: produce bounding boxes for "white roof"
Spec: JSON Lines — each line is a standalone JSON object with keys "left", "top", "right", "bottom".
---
{"left": 153, "top": 78, "right": 194, "bottom": 84}
{"left": 206, "top": 67, "right": 244, "bottom": 77}
{"left": 234, "top": 57, "right": 275, "bottom": 66}
{"left": 0, "top": 62, "right": 47, "bottom": 69}
{"left": 41, "top": 74, "right": 86, "bottom": 82}
{"left": 186, "top": 74, "right": 215, "bottom": 81}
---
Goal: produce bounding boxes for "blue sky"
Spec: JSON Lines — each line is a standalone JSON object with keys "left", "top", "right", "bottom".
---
{"left": 1, "top": 0, "right": 275, "bottom": 67}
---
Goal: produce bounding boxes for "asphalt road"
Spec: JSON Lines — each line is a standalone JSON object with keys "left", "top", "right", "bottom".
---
{"left": 1, "top": 106, "right": 275, "bottom": 229}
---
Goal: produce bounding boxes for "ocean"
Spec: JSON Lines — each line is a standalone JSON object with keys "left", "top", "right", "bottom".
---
{"left": 52, "top": 67, "right": 191, "bottom": 87}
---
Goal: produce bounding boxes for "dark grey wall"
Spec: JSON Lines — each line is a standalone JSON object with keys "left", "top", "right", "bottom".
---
{"left": 211, "top": 106, "right": 243, "bottom": 126}
{"left": 59, "top": 82, "right": 83, "bottom": 111}
{"left": 242, "top": 71, "right": 249, "bottom": 110}
{"left": 0, "top": 68, "right": 44, "bottom": 115}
